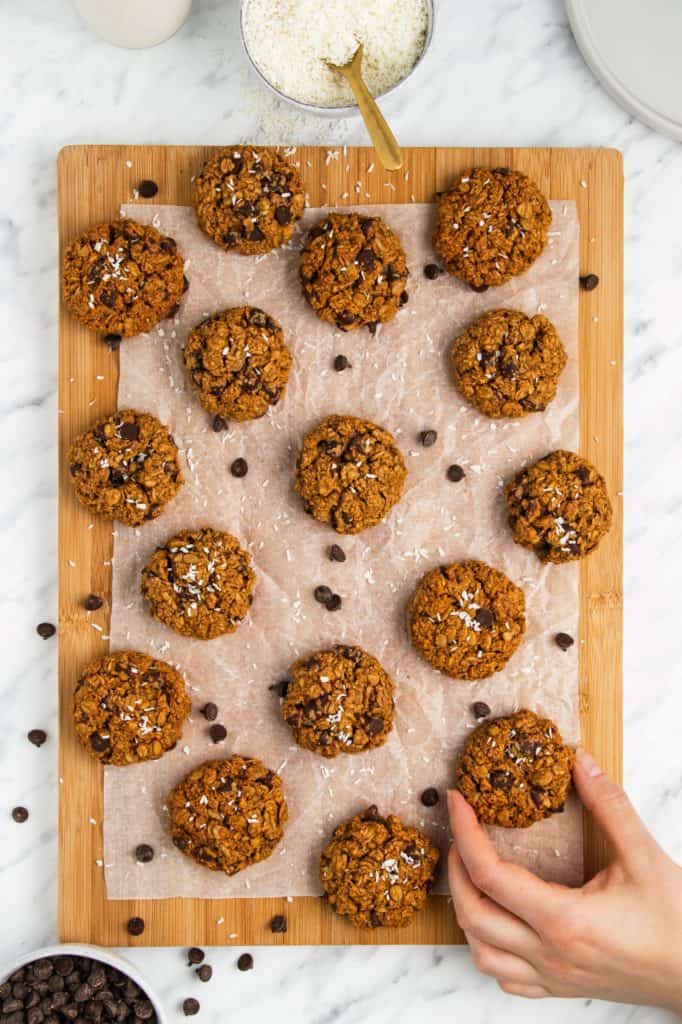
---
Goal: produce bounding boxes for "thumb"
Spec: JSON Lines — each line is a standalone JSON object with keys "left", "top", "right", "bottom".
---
{"left": 573, "top": 748, "right": 655, "bottom": 872}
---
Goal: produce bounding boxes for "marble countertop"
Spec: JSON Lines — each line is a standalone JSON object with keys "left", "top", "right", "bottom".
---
{"left": 1, "top": 1, "right": 680, "bottom": 1021}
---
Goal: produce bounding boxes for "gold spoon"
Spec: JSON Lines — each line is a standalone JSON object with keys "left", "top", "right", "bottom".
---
{"left": 325, "top": 44, "right": 403, "bottom": 172}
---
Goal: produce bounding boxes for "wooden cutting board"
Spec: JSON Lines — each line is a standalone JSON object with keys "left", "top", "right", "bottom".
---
{"left": 57, "top": 145, "right": 623, "bottom": 947}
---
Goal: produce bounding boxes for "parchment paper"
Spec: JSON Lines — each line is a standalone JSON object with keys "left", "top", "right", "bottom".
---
{"left": 104, "top": 200, "right": 582, "bottom": 900}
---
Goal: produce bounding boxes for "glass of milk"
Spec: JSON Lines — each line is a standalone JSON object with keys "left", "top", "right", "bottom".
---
{"left": 73, "top": 0, "right": 192, "bottom": 48}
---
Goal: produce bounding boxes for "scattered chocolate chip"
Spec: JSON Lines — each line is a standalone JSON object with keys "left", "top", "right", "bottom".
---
{"left": 236, "top": 954, "right": 253, "bottom": 972}
{"left": 12, "top": 806, "right": 28, "bottom": 823}
{"left": 83, "top": 593, "right": 103, "bottom": 611}
{"left": 333, "top": 354, "right": 349, "bottom": 371}
{"left": 423, "top": 263, "right": 442, "bottom": 280}
{"left": 201, "top": 702, "right": 218, "bottom": 721}
{"left": 472, "top": 701, "right": 491, "bottom": 719}
{"left": 109, "top": 469, "right": 126, "bottom": 487}
{"left": 209, "top": 723, "right": 227, "bottom": 744}
{"left": 555, "top": 632, "right": 575, "bottom": 651}
{"left": 230, "top": 457, "right": 248, "bottom": 478}
{"left": 420, "top": 787, "right": 439, "bottom": 807}
{"left": 36, "top": 622, "right": 56, "bottom": 639}
{"left": 314, "top": 585, "right": 333, "bottom": 604}
{"left": 419, "top": 430, "right": 437, "bottom": 447}
{"left": 399, "top": 290, "right": 409, "bottom": 306}
{"left": 579, "top": 273, "right": 599, "bottom": 291}
{"left": 269, "top": 679, "right": 289, "bottom": 698}
{"left": 135, "top": 843, "right": 154, "bottom": 863}
{"left": 362, "top": 804, "right": 381, "bottom": 821}
{"left": 248, "top": 226, "right": 265, "bottom": 242}
{"left": 90, "top": 732, "right": 110, "bottom": 753}
{"left": 367, "top": 321, "right": 378, "bottom": 335}
{"left": 187, "top": 947, "right": 205, "bottom": 966}
{"left": 137, "top": 180, "right": 159, "bottom": 198}
{"left": 183, "top": 274, "right": 190, "bottom": 293}
{"left": 370, "top": 910, "right": 382, "bottom": 927}
{"left": 325, "top": 593, "right": 342, "bottom": 612}
{"left": 119, "top": 421, "right": 140, "bottom": 442}
{"left": 270, "top": 914, "right": 287, "bottom": 934}
{"left": 471, "top": 283, "right": 489, "bottom": 293}
{"left": 103, "top": 333, "right": 122, "bottom": 349}
{"left": 212, "top": 415, "right": 227, "bottom": 432}
{"left": 183, "top": 997, "right": 200, "bottom": 1016}
{"left": 127, "top": 916, "right": 145, "bottom": 936}
{"left": 475, "top": 607, "right": 495, "bottom": 628}
{"left": 489, "top": 770, "right": 512, "bottom": 790}
{"left": 530, "top": 786, "right": 546, "bottom": 806}
{"left": 367, "top": 716, "right": 384, "bottom": 735}
{"left": 329, "top": 544, "right": 346, "bottom": 563}
{"left": 447, "top": 464, "right": 465, "bottom": 482}
{"left": 27, "top": 729, "right": 47, "bottom": 747}
{"left": 274, "top": 205, "right": 292, "bottom": 225}
{"left": 196, "top": 965, "right": 212, "bottom": 983}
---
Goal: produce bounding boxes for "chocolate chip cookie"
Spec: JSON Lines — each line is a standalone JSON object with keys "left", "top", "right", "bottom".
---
{"left": 433, "top": 168, "right": 552, "bottom": 288}
{"left": 281, "top": 645, "right": 394, "bottom": 758}
{"left": 68, "top": 409, "right": 183, "bottom": 526}
{"left": 455, "top": 709, "right": 574, "bottom": 827}
{"left": 408, "top": 559, "right": 526, "bottom": 680}
{"left": 141, "top": 527, "right": 255, "bottom": 639}
{"left": 73, "top": 650, "right": 190, "bottom": 766}
{"left": 295, "top": 414, "right": 406, "bottom": 534}
{"left": 192, "top": 147, "right": 305, "bottom": 255}
{"left": 299, "top": 213, "right": 408, "bottom": 332}
{"left": 62, "top": 218, "right": 185, "bottom": 337}
{"left": 505, "top": 450, "right": 613, "bottom": 563}
{"left": 184, "top": 306, "right": 292, "bottom": 422}
{"left": 451, "top": 309, "right": 567, "bottom": 418}
{"left": 319, "top": 807, "right": 440, "bottom": 928}
{"left": 168, "top": 756, "right": 288, "bottom": 874}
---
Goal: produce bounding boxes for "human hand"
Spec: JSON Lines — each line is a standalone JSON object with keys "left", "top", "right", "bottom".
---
{"left": 448, "top": 748, "right": 682, "bottom": 1011}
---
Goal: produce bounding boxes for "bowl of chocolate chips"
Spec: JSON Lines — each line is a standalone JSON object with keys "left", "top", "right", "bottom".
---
{"left": 0, "top": 944, "right": 167, "bottom": 1024}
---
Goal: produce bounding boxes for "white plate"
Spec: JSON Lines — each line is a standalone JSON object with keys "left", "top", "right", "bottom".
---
{"left": 566, "top": 0, "right": 682, "bottom": 141}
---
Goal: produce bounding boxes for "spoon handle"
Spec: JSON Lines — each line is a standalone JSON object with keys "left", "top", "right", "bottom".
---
{"left": 345, "top": 72, "right": 403, "bottom": 171}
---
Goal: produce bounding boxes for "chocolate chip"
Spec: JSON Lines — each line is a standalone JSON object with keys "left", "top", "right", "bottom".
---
{"left": 420, "top": 787, "right": 439, "bottom": 807}
{"left": 489, "top": 770, "right": 512, "bottom": 790}
{"left": 472, "top": 701, "right": 491, "bottom": 719}
{"left": 367, "top": 716, "right": 384, "bottom": 735}
{"left": 196, "top": 965, "right": 212, "bottom": 983}
{"left": 183, "top": 274, "right": 190, "bottom": 293}
{"left": 270, "top": 914, "right": 287, "bottom": 934}
{"left": 183, "top": 997, "right": 200, "bottom": 1016}
{"left": 576, "top": 465, "right": 590, "bottom": 484}
{"left": 36, "top": 622, "right": 56, "bottom": 639}
{"left": 269, "top": 680, "right": 289, "bottom": 698}
{"left": 475, "top": 607, "right": 494, "bottom": 628}
{"left": 83, "top": 594, "right": 103, "bottom": 611}
{"left": 399, "top": 290, "right": 409, "bottom": 305}
{"left": 90, "top": 732, "right": 109, "bottom": 753}
{"left": 325, "top": 593, "right": 342, "bottom": 611}
{"left": 127, "top": 917, "right": 145, "bottom": 936}
{"left": 236, "top": 954, "right": 253, "bottom": 972}
{"left": 362, "top": 804, "right": 381, "bottom": 822}
{"left": 135, "top": 843, "right": 154, "bottom": 863}
{"left": 555, "top": 632, "right": 575, "bottom": 651}
{"left": 471, "top": 283, "right": 489, "bottom": 293}
{"left": 118, "top": 421, "right": 140, "bottom": 442}
{"left": 103, "top": 333, "right": 122, "bottom": 349}
{"left": 28, "top": 729, "right": 47, "bottom": 747}
{"left": 329, "top": 544, "right": 346, "bottom": 563}
{"left": 333, "top": 354, "right": 349, "bottom": 371}
{"left": 201, "top": 702, "right": 218, "bottom": 721}
{"left": 531, "top": 786, "right": 546, "bottom": 806}
{"left": 212, "top": 415, "right": 227, "bottom": 432}
{"left": 230, "top": 458, "right": 248, "bottom": 478}
{"left": 367, "top": 322, "right": 378, "bottom": 335}
{"left": 579, "top": 273, "right": 599, "bottom": 291}
{"left": 419, "top": 430, "right": 437, "bottom": 447}
{"left": 370, "top": 910, "right": 382, "bottom": 928}
{"left": 274, "top": 205, "right": 291, "bottom": 225}
{"left": 209, "top": 723, "right": 227, "bottom": 744}
{"left": 138, "top": 180, "right": 159, "bottom": 198}
{"left": 11, "top": 806, "right": 28, "bottom": 823}
{"left": 248, "top": 227, "right": 265, "bottom": 242}
{"left": 187, "top": 947, "right": 205, "bottom": 966}
{"left": 337, "top": 311, "right": 356, "bottom": 327}
{"left": 314, "top": 585, "right": 333, "bottom": 604}
{"left": 358, "top": 247, "right": 375, "bottom": 270}
{"left": 447, "top": 464, "right": 465, "bottom": 482}
{"left": 423, "top": 263, "right": 442, "bottom": 279}
{"left": 109, "top": 469, "right": 125, "bottom": 487}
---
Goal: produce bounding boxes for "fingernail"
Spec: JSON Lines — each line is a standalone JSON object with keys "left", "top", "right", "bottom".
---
{"left": 576, "top": 747, "right": 603, "bottom": 777}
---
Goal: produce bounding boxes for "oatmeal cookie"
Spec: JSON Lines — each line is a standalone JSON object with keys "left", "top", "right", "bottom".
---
{"left": 184, "top": 306, "right": 292, "bottom": 422}
{"left": 62, "top": 218, "right": 185, "bottom": 337}
{"left": 68, "top": 409, "right": 183, "bottom": 527}
{"left": 295, "top": 414, "right": 407, "bottom": 534}
{"left": 408, "top": 559, "right": 526, "bottom": 680}
{"left": 433, "top": 168, "right": 552, "bottom": 288}
{"left": 282, "top": 645, "right": 394, "bottom": 757}
{"left": 141, "top": 527, "right": 255, "bottom": 639}
{"left": 451, "top": 309, "right": 567, "bottom": 418}
{"left": 168, "top": 756, "right": 288, "bottom": 874}
{"left": 505, "top": 450, "right": 613, "bottom": 563}
{"left": 193, "top": 146, "right": 305, "bottom": 255}
{"left": 73, "top": 650, "right": 190, "bottom": 767}
{"left": 299, "top": 213, "right": 409, "bottom": 331}
{"left": 455, "top": 709, "right": 574, "bottom": 827}
{"left": 319, "top": 807, "right": 440, "bottom": 929}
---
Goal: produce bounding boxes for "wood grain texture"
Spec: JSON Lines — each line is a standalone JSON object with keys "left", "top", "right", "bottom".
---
{"left": 57, "top": 145, "right": 622, "bottom": 947}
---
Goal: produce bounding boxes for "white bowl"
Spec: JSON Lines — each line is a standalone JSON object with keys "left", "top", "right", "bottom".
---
{"left": 240, "top": 0, "right": 435, "bottom": 118}
{"left": 0, "top": 944, "right": 168, "bottom": 1024}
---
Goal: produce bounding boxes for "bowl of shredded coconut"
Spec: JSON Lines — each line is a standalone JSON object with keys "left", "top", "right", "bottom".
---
{"left": 240, "top": 0, "right": 433, "bottom": 115}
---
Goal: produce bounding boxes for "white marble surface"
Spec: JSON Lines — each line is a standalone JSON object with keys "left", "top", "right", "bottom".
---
{"left": 0, "top": 1, "right": 680, "bottom": 1021}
